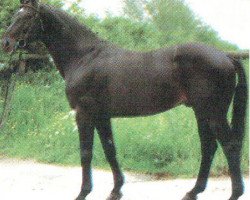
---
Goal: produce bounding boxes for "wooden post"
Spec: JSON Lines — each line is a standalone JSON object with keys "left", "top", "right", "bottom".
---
{"left": 19, "top": 60, "right": 27, "bottom": 74}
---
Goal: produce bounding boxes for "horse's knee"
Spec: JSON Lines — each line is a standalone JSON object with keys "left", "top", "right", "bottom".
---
{"left": 98, "top": 134, "right": 118, "bottom": 161}
{"left": 105, "top": 141, "right": 117, "bottom": 157}
{"left": 80, "top": 150, "right": 93, "bottom": 164}
{"left": 203, "top": 139, "right": 218, "bottom": 154}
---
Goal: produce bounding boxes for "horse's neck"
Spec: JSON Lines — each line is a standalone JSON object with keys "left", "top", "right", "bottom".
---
{"left": 40, "top": 5, "right": 100, "bottom": 78}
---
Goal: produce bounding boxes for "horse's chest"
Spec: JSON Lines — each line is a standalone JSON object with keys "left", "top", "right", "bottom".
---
{"left": 65, "top": 69, "right": 109, "bottom": 110}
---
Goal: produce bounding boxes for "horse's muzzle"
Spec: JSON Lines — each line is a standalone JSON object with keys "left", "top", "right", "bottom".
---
{"left": 2, "top": 37, "right": 16, "bottom": 53}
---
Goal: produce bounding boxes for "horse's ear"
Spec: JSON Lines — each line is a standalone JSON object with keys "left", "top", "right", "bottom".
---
{"left": 20, "top": 0, "right": 39, "bottom": 7}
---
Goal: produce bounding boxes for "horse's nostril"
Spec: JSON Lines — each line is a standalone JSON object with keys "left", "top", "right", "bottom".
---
{"left": 3, "top": 38, "right": 10, "bottom": 48}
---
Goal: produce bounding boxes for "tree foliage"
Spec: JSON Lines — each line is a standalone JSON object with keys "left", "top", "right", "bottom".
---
{"left": 123, "top": 0, "right": 237, "bottom": 49}
{"left": 0, "top": 0, "right": 237, "bottom": 62}
{"left": 0, "top": 0, "right": 19, "bottom": 60}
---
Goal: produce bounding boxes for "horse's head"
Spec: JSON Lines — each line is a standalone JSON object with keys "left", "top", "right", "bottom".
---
{"left": 2, "top": 0, "right": 44, "bottom": 53}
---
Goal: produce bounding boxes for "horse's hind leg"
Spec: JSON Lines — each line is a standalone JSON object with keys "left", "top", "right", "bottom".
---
{"left": 183, "top": 115, "right": 218, "bottom": 200}
{"left": 96, "top": 117, "right": 124, "bottom": 200}
{"left": 210, "top": 118, "right": 244, "bottom": 200}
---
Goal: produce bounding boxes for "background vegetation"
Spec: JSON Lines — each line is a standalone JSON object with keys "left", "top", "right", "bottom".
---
{"left": 0, "top": 0, "right": 248, "bottom": 177}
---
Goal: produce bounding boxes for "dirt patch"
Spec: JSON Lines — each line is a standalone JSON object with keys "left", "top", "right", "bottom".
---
{"left": 0, "top": 158, "right": 249, "bottom": 200}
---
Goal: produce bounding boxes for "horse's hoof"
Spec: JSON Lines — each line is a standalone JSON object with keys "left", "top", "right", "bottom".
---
{"left": 182, "top": 193, "right": 197, "bottom": 200}
{"left": 75, "top": 195, "right": 85, "bottom": 200}
{"left": 106, "top": 192, "right": 123, "bottom": 200}
{"left": 75, "top": 189, "right": 91, "bottom": 200}
{"left": 228, "top": 196, "right": 240, "bottom": 200}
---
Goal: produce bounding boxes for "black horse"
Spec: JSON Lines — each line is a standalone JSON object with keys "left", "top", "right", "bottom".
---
{"left": 2, "top": 1, "right": 247, "bottom": 200}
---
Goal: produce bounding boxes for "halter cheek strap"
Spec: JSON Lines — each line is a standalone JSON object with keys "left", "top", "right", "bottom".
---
{"left": 20, "top": 3, "right": 45, "bottom": 39}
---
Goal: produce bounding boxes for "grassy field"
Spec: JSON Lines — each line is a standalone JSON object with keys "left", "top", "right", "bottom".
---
{"left": 0, "top": 62, "right": 249, "bottom": 178}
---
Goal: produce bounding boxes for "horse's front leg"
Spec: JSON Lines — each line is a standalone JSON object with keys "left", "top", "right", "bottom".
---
{"left": 75, "top": 108, "right": 95, "bottom": 200}
{"left": 96, "top": 116, "right": 124, "bottom": 200}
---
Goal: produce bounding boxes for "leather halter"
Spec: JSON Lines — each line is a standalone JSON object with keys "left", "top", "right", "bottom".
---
{"left": 17, "top": 4, "right": 44, "bottom": 48}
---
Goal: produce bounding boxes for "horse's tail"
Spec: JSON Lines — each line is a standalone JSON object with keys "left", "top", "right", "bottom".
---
{"left": 231, "top": 58, "right": 248, "bottom": 138}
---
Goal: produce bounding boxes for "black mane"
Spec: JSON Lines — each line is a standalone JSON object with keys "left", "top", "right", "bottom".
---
{"left": 40, "top": 4, "right": 98, "bottom": 43}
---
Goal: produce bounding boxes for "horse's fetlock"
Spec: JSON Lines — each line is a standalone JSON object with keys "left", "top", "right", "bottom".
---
{"left": 76, "top": 187, "right": 92, "bottom": 200}
{"left": 196, "top": 185, "right": 206, "bottom": 193}
{"left": 182, "top": 192, "right": 197, "bottom": 200}
{"left": 115, "top": 174, "right": 124, "bottom": 188}
{"left": 232, "top": 184, "right": 244, "bottom": 197}
{"left": 107, "top": 191, "right": 123, "bottom": 200}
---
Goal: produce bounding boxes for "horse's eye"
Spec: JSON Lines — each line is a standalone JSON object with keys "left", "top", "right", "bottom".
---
{"left": 18, "top": 40, "right": 26, "bottom": 48}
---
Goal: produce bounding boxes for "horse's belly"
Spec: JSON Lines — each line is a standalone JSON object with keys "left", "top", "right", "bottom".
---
{"left": 109, "top": 84, "right": 180, "bottom": 117}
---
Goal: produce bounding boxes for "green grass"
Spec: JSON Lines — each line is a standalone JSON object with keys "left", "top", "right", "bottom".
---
{"left": 0, "top": 64, "right": 249, "bottom": 178}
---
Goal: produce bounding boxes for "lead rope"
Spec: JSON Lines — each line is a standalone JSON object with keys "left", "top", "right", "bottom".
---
{"left": 0, "top": 52, "right": 21, "bottom": 131}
